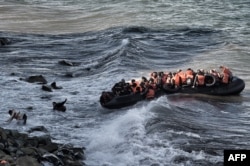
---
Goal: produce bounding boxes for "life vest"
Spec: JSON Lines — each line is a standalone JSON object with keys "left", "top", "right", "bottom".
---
{"left": 178, "top": 71, "right": 187, "bottom": 84}
{"left": 131, "top": 81, "right": 142, "bottom": 93}
{"left": 197, "top": 74, "right": 205, "bottom": 86}
{"left": 222, "top": 73, "right": 229, "bottom": 84}
{"left": 146, "top": 88, "right": 155, "bottom": 99}
{"left": 222, "top": 67, "right": 232, "bottom": 76}
{"left": 186, "top": 69, "right": 194, "bottom": 80}
{"left": 173, "top": 74, "right": 181, "bottom": 86}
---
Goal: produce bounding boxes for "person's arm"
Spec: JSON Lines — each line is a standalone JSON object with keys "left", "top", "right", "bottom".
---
{"left": 6, "top": 112, "right": 16, "bottom": 122}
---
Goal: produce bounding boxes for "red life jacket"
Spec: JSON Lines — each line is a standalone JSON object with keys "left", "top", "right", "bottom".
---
{"left": 197, "top": 75, "right": 205, "bottom": 86}
{"left": 146, "top": 88, "right": 155, "bottom": 99}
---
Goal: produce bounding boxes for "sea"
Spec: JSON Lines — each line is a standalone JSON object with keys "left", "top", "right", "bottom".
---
{"left": 1, "top": 0, "right": 250, "bottom": 166}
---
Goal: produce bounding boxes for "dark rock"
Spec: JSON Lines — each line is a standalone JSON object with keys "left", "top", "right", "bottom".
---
{"left": 16, "top": 156, "right": 40, "bottom": 166}
{"left": 0, "top": 127, "right": 86, "bottom": 165}
{"left": 58, "top": 60, "right": 81, "bottom": 66}
{"left": 24, "top": 75, "right": 48, "bottom": 84}
{"left": 59, "top": 60, "right": 74, "bottom": 66}
{"left": 26, "top": 106, "right": 34, "bottom": 110}
{"left": 42, "top": 85, "right": 53, "bottom": 92}
{"left": 0, "top": 37, "right": 11, "bottom": 46}
{"left": 27, "top": 126, "right": 48, "bottom": 133}
{"left": 39, "top": 142, "right": 58, "bottom": 153}
{"left": 42, "top": 153, "right": 64, "bottom": 165}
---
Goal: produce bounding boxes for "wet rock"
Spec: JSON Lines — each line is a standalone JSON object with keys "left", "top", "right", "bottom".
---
{"left": 59, "top": 60, "right": 74, "bottom": 66}
{"left": 16, "top": 156, "right": 40, "bottom": 166}
{"left": 42, "top": 84, "right": 53, "bottom": 92}
{"left": 27, "top": 126, "right": 48, "bottom": 133}
{"left": 26, "top": 106, "right": 34, "bottom": 111}
{"left": 58, "top": 60, "right": 81, "bottom": 66}
{"left": 0, "top": 127, "right": 86, "bottom": 165}
{"left": 0, "top": 37, "right": 11, "bottom": 46}
{"left": 22, "top": 75, "right": 48, "bottom": 84}
{"left": 41, "top": 153, "right": 64, "bottom": 165}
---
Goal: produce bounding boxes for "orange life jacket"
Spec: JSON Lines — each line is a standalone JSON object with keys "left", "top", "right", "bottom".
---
{"left": 186, "top": 69, "right": 194, "bottom": 80}
{"left": 146, "top": 88, "right": 155, "bottom": 99}
{"left": 222, "top": 67, "right": 232, "bottom": 76}
{"left": 174, "top": 74, "right": 181, "bottom": 86}
{"left": 131, "top": 81, "right": 142, "bottom": 93}
{"left": 166, "top": 76, "right": 173, "bottom": 85}
{"left": 178, "top": 71, "right": 187, "bottom": 84}
{"left": 222, "top": 73, "right": 229, "bottom": 84}
{"left": 197, "top": 75, "right": 205, "bottom": 86}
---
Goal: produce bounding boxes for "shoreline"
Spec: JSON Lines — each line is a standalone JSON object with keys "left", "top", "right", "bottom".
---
{"left": 0, "top": 127, "right": 86, "bottom": 166}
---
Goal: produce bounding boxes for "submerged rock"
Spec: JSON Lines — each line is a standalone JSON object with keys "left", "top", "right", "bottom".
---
{"left": 21, "top": 75, "right": 48, "bottom": 84}
{"left": 0, "top": 37, "right": 11, "bottom": 46}
{"left": 42, "top": 84, "right": 53, "bottom": 92}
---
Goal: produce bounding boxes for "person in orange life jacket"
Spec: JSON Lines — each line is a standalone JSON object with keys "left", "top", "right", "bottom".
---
{"left": 173, "top": 72, "right": 182, "bottom": 88}
{"left": 130, "top": 79, "right": 141, "bottom": 93}
{"left": 6, "top": 110, "right": 27, "bottom": 125}
{"left": 192, "top": 69, "right": 205, "bottom": 87}
{"left": 148, "top": 78, "right": 157, "bottom": 89}
{"left": 177, "top": 69, "right": 187, "bottom": 85}
{"left": 145, "top": 85, "right": 155, "bottom": 100}
{"left": 219, "top": 66, "right": 232, "bottom": 84}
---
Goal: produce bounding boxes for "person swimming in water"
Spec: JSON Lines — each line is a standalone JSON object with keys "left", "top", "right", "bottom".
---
{"left": 6, "top": 110, "right": 27, "bottom": 125}
{"left": 52, "top": 98, "right": 67, "bottom": 112}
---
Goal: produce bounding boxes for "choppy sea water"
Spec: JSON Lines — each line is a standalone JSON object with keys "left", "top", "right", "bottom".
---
{"left": 1, "top": 0, "right": 250, "bottom": 165}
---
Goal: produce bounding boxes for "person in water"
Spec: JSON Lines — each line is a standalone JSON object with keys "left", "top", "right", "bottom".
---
{"left": 52, "top": 98, "right": 67, "bottom": 112}
{"left": 6, "top": 110, "right": 27, "bottom": 125}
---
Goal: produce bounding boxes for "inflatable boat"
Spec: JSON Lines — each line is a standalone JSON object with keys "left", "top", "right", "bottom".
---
{"left": 100, "top": 76, "right": 245, "bottom": 109}
{"left": 163, "top": 76, "right": 245, "bottom": 96}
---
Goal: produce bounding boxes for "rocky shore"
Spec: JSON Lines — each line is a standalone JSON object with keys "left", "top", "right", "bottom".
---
{"left": 0, "top": 127, "right": 85, "bottom": 166}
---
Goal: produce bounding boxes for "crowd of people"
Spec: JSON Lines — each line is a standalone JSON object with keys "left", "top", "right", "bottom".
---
{"left": 101, "top": 66, "right": 233, "bottom": 104}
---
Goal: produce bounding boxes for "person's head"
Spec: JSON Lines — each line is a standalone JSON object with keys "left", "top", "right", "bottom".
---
{"left": 141, "top": 77, "right": 147, "bottom": 82}
{"left": 52, "top": 102, "right": 57, "bottom": 107}
{"left": 121, "top": 79, "right": 125, "bottom": 83}
{"left": 152, "top": 72, "right": 157, "bottom": 78}
{"left": 8, "top": 110, "right": 13, "bottom": 115}
{"left": 131, "top": 79, "right": 135, "bottom": 83}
